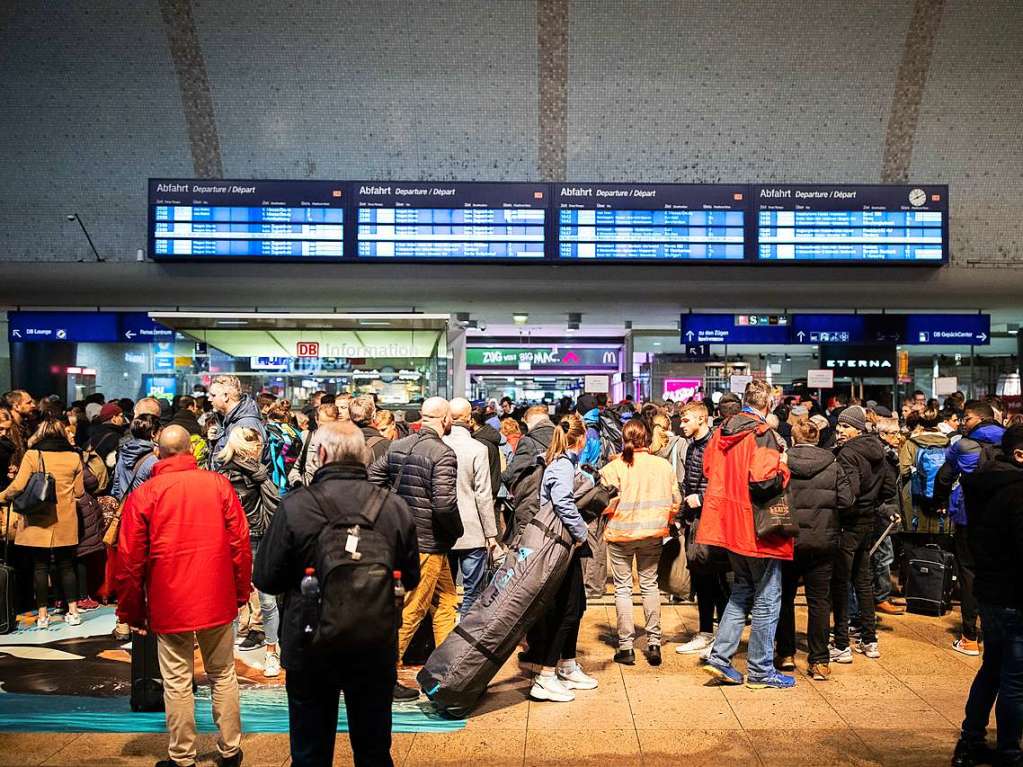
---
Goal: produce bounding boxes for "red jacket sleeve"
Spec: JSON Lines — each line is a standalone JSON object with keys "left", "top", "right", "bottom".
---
{"left": 222, "top": 478, "right": 253, "bottom": 607}
{"left": 114, "top": 491, "right": 149, "bottom": 628}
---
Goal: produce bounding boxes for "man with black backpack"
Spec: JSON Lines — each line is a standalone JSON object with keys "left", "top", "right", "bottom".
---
{"left": 254, "top": 422, "right": 420, "bottom": 767}
{"left": 501, "top": 405, "right": 556, "bottom": 541}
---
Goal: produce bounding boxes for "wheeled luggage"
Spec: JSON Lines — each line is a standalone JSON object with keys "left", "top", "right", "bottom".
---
{"left": 904, "top": 542, "right": 955, "bottom": 616}
{"left": 130, "top": 631, "right": 165, "bottom": 712}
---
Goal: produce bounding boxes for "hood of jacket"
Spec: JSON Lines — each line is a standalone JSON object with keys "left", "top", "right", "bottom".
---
{"left": 969, "top": 422, "right": 1006, "bottom": 445}
{"left": 119, "top": 438, "right": 156, "bottom": 467}
{"left": 473, "top": 423, "right": 501, "bottom": 448}
{"left": 717, "top": 413, "right": 763, "bottom": 451}
{"left": 787, "top": 444, "right": 836, "bottom": 479}
{"left": 909, "top": 430, "right": 951, "bottom": 448}
{"left": 524, "top": 421, "right": 555, "bottom": 445}
{"left": 150, "top": 452, "right": 199, "bottom": 477}
{"left": 838, "top": 432, "right": 886, "bottom": 465}
{"left": 168, "top": 408, "right": 203, "bottom": 437}
{"left": 222, "top": 396, "right": 262, "bottom": 431}
{"left": 582, "top": 408, "right": 600, "bottom": 426}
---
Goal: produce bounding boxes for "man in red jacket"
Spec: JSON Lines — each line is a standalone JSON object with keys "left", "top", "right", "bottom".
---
{"left": 116, "top": 425, "right": 252, "bottom": 767}
{"left": 697, "top": 380, "right": 794, "bottom": 689}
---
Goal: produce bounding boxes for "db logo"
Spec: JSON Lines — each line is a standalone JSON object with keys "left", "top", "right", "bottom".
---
{"left": 296, "top": 342, "right": 320, "bottom": 357}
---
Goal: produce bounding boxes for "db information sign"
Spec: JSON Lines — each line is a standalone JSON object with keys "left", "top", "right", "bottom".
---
{"left": 296, "top": 341, "right": 320, "bottom": 358}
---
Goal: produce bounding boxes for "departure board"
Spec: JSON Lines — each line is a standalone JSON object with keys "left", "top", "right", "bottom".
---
{"left": 755, "top": 184, "right": 948, "bottom": 263}
{"left": 355, "top": 183, "right": 547, "bottom": 260}
{"left": 556, "top": 184, "right": 747, "bottom": 261}
{"left": 148, "top": 179, "right": 345, "bottom": 260}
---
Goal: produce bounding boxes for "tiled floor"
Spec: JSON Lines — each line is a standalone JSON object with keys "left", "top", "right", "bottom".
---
{"left": 0, "top": 599, "right": 979, "bottom": 766}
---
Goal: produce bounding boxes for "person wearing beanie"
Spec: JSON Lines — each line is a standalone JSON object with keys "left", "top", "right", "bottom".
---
{"left": 89, "top": 403, "right": 127, "bottom": 464}
{"left": 830, "top": 404, "right": 897, "bottom": 664}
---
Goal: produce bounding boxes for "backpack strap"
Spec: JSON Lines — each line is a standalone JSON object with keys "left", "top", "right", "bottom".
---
{"left": 308, "top": 482, "right": 390, "bottom": 528}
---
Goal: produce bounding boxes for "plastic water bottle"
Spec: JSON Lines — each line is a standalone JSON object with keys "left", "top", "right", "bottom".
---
{"left": 300, "top": 567, "right": 320, "bottom": 635}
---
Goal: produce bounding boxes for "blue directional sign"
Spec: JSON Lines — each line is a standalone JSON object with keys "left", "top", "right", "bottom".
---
{"left": 904, "top": 314, "right": 989, "bottom": 345}
{"left": 119, "top": 313, "right": 175, "bottom": 342}
{"left": 8, "top": 312, "right": 120, "bottom": 343}
{"left": 680, "top": 314, "right": 791, "bottom": 345}
{"left": 790, "top": 314, "right": 866, "bottom": 345}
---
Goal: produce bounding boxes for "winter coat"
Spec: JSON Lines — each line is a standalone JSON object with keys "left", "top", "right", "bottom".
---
{"left": 88, "top": 422, "right": 124, "bottom": 464}
{"left": 76, "top": 491, "right": 105, "bottom": 558}
{"left": 655, "top": 435, "right": 686, "bottom": 490}
{"left": 472, "top": 424, "right": 503, "bottom": 501}
{"left": 368, "top": 428, "right": 462, "bottom": 554}
{"left": 110, "top": 439, "right": 158, "bottom": 501}
{"left": 600, "top": 451, "right": 681, "bottom": 542}
{"left": 359, "top": 425, "right": 391, "bottom": 463}
{"left": 935, "top": 421, "right": 1005, "bottom": 526}
{"left": 252, "top": 461, "right": 421, "bottom": 671}
{"left": 219, "top": 455, "right": 280, "bottom": 537}
{"left": 212, "top": 397, "right": 266, "bottom": 467}
{"left": 0, "top": 438, "right": 85, "bottom": 549}
{"left": 442, "top": 425, "right": 497, "bottom": 551}
{"left": 115, "top": 452, "right": 251, "bottom": 635}
{"left": 679, "top": 430, "right": 713, "bottom": 521}
{"left": 785, "top": 444, "right": 854, "bottom": 557}
{"left": 540, "top": 452, "right": 589, "bottom": 544}
{"left": 696, "top": 412, "right": 793, "bottom": 560}
{"left": 502, "top": 421, "right": 554, "bottom": 491}
{"left": 835, "top": 433, "right": 896, "bottom": 533}
{"left": 961, "top": 456, "right": 1023, "bottom": 610}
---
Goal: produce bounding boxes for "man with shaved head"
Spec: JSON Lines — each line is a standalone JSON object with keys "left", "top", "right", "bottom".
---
{"left": 116, "top": 424, "right": 251, "bottom": 767}
{"left": 443, "top": 398, "right": 497, "bottom": 617}
{"left": 370, "top": 396, "right": 461, "bottom": 701}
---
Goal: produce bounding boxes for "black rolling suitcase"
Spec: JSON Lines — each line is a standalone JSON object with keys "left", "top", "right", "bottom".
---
{"left": 130, "top": 631, "right": 165, "bottom": 712}
{"left": 0, "top": 505, "right": 17, "bottom": 634}
{"left": 904, "top": 543, "right": 955, "bottom": 616}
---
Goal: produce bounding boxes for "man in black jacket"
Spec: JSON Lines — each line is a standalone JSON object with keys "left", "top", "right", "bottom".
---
{"left": 831, "top": 406, "right": 896, "bottom": 663}
{"left": 953, "top": 425, "right": 1023, "bottom": 767}
{"left": 500, "top": 405, "right": 555, "bottom": 540}
{"left": 349, "top": 395, "right": 391, "bottom": 462}
{"left": 368, "top": 396, "right": 461, "bottom": 701}
{"left": 254, "top": 422, "right": 419, "bottom": 767}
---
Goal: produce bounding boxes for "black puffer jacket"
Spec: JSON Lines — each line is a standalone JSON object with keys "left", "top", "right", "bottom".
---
{"left": 220, "top": 455, "right": 280, "bottom": 537}
{"left": 253, "top": 461, "right": 420, "bottom": 671}
{"left": 368, "top": 429, "right": 461, "bottom": 554}
{"left": 835, "top": 433, "right": 896, "bottom": 533}
{"left": 502, "top": 421, "right": 554, "bottom": 491}
{"left": 473, "top": 424, "right": 503, "bottom": 501}
{"left": 786, "top": 444, "right": 854, "bottom": 557}
{"left": 961, "top": 456, "right": 1023, "bottom": 610}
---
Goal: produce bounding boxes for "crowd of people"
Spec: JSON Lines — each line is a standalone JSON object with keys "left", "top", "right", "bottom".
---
{"left": 0, "top": 379, "right": 1021, "bottom": 767}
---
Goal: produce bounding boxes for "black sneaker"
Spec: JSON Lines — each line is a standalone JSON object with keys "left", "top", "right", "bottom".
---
{"left": 645, "top": 645, "right": 662, "bottom": 667}
{"left": 237, "top": 631, "right": 266, "bottom": 651}
{"left": 217, "top": 749, "right": 243, "bottom": 767}
{"left": 951, "top": 737, "right": 995, "bottom": 767}
{"left": 613, "top": 648, "right": 636, "bottom": 666}
{"left": 393, "top": 682, "right": 420, "bottom": 702}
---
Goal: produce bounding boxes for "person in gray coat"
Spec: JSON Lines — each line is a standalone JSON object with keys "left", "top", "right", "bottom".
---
{"left": 443, "top": 398, "right": 497, "bottom": 616}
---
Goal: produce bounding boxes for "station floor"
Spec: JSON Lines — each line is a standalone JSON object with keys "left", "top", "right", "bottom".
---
{"left": 0, "top": 595, "right": 977, "bottom": 767}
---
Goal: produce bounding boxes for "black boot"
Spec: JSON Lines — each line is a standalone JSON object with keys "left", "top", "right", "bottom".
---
{"left": 393, "top": 682, "right": 420, "bottom": 702}
{"left": 951, "top": 737, "right": 995, "bottom": 767}
{"left": 646, "top": 645, "right": 662, "bottom": 666}
{"left": 613, "top": 648, "right": 635, "bottom": 665}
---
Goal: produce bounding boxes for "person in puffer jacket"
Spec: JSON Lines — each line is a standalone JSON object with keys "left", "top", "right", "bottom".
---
{"left": 775, "top": 420, "right": 854, "bottom": 681}
{"left": 934, "top": 400, "right": 1005, "bottom": 657}
{"left": 369, "top": 397, "right": 461, "bottom": 702}
{"left": 110, "top": 414, "right": 162, "bottom": 501}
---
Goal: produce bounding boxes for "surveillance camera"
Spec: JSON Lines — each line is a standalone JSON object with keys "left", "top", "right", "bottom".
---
{"left": 65, "top": 214, "right": 76, "bottom": 222}
{"left": 477, "top": 320, "right": 487, "bottom": 333}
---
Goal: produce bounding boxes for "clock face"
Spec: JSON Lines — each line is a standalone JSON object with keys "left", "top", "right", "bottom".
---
{"left": 909, "top": 188, "right": 926, "bottom": 207}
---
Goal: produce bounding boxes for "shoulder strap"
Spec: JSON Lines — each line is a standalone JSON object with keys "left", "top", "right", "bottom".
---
{"left": 37, "top": 450, "right": 46, "bottom": 475}
{"left": 308, "top": 482, "right": 390, "bottom": 528}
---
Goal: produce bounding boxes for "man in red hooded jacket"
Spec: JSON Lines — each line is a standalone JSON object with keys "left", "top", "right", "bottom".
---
{"left": 697, "top": 380, "right": 794, "bottom": 689}
{"left": 116, "top": 425, "right": 252, "bottom": 767}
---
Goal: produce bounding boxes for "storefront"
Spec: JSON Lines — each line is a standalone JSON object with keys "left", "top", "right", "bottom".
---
{"left": 465, "top": 343, "right": 624, "bottom": 403}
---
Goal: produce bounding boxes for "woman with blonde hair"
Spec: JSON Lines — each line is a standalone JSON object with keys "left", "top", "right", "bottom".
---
{"left": 216, "top": 427, "right": 282, "bottom": 677}
{"left": 0, "top": 411, "right": 85, "bottom": 629}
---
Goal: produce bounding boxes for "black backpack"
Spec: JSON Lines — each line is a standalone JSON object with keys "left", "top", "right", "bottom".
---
{"left": 306, "top": 484, "right": 397, "bottom": 656}
{"left": 597, "top": 411, "right": 624, "bottom": 467}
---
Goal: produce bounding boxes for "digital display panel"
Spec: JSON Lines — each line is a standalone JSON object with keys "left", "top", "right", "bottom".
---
{"left": 556, "top": 184, "right": 747, "bottom": 261}
{"left": 148, "top": 179, "right": 345, "bottom": 260}
{"left": 754, "top": 184, "right": 947, "bottom": 263}
{"left": 355, "top": 183, "right": 547, "bottom": 260}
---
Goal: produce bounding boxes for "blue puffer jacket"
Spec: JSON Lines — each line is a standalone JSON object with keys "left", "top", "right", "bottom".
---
{"left": 368, "top": 428, "right": 462, "bottom": 554}
{"left": 936, "top": 421, "right": 1006, "bottom": 526}
{"left": 212, "top": 396, "right": 266, "bottom": 467}
{"left": 110, "top": 438, "right": 158, "bottom": 500}
{"left": 579, "top": 408, "right": 602, "bottom": 466}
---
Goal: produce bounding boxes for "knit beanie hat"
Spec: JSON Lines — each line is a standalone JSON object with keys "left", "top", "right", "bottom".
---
{"left": 837, "top": 405, "right": 867, "bottom": 432}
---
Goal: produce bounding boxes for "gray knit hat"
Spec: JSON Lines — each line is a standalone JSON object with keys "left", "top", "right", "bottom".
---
{"left": 837, "top": 405, "right": 868, "bottom": 432}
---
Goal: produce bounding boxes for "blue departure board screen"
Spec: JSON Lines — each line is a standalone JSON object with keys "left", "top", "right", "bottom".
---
{"left": 355, "top": 183, "right": 547, "bottom": 260}
{"left": 556, "top": 184, "right": 747, "bottom": 261}
{"left": 148, "top": 179, "right": 345, "bottom": 260}
{"left": 754, "top": 184, "right": 948, "bottom": 263}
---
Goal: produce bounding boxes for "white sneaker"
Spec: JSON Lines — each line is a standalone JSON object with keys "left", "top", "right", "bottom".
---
{"left": 676, "top": 632, "right": 715, "bottom": 654}
{"left": 530, "top": 674, "right": 575, "bottom": 702}
{"left": 829, "top": 644, "right": 853, "bottom": 664}
{"left": 855, "top": 640, "right": 881, "bottom": 659}
{"left": 36, "top": 615, "right": 50, "bottom": 630}
{"left": 557, "top": 661, "right": 598, "bottom": 690}
{"left": 263, "top": 651, "right": 281, "bottom": 678}
{"left": 65, "top": 612, "right": 82, "bottom": 627}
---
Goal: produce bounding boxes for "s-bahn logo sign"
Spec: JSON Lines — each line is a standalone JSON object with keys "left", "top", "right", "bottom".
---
{"left": 467, "top": 347, "right": 620, "bottom": 370}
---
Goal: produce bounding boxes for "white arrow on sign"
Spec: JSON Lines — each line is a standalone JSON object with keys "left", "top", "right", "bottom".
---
{"left": 11, "top": 329, "right": 21, "bottom": 338}
{"left": 124, "top": 330, "right": 136, "bottom": 340}
{"left": 977, "top": 332, "right": 987, "bottom": 342}
{"left": 796, "top": 331, "right": 806, "bottom": 342}
{"left": 685, "top": 330, "right": 695, "bottom": 341}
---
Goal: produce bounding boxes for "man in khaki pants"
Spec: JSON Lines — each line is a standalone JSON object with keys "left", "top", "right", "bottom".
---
{"left": 116, "top": 426, "right": 252, "bottom": 767}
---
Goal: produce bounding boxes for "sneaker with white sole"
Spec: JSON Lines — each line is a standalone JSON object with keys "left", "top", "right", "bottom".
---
{"left": 557, "top": 661, "right": 598, "bottom": 690}
{"left": 952, "top": 638, "right": 981, "bottom": 657}
{"left": 829, "top": 644, "right": 853, "bottom": 664}
{"left": 263, "top": 651, "right": 281, "bottom": 678}
{"left": 855, "top": 640, "right": 880, "bottom": 659}
{"left": 530, "top": 674, "right": 575, "bottom": 702}
{"left": 676, "top": 632, "right": 715, "bottom": 655}
{"left": 36, "top": 615, "right": 50, "bottom": 630}
{"left": 65, "top": 612, "right": 82, "bottom": 627}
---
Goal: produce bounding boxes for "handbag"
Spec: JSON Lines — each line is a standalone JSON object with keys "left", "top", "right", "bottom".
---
{"left": 685, "top": 515, "right": 730, "bottom": 573}
{"left": 751, "top": 490, "right": 798, "bottom": 539}
{"left": 657, "top": 526, "right": 691, "bottom": 597}
{"left": 102, "top": 455, "right": 152, "bottom": 547}
{"left": 12, "top": 451, "right": 56, "bottom": 520}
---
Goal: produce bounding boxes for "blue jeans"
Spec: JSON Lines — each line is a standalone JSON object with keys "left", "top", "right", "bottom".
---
{"left": 234, "top": 536, "right": 280, "bottom": 646}
{"left": 450, "top": 548, "right": 489, "bottom": 617}
{"left": 709, "top": 553, "right": 783, "bottom": 679}
{"left": 962, "top": 603, "right": 1023, "bottom": 757}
